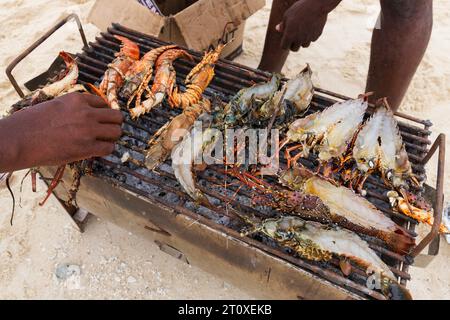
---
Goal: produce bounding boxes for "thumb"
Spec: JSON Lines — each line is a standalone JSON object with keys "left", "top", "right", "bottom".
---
{"left": 276, "top": 22, "right": 284, "bottom": 33}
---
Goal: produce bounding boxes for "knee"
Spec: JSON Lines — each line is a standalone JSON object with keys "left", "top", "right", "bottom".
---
{"left": 381, "top": 0, "right": 433, "bottom": 21}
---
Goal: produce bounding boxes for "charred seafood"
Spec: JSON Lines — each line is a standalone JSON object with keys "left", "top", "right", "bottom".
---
{"left": 226, "top": 166, "right": 415, "bottom": 255}
{"left": 98, "top": 35, "right": 140, "bottom": 110}
{"left": 145, "top": 99, "right": 212, "bottom": 170}
{"left": 243, "top": 215, "right": 412, "bottom": 300}
{"left": 349, "top": 99, "right": 419, "bottom": 192}
{"left": 255, "top": 65, "right": 314, "bottom": 121}
{"left": 129, "top": 49, "right": 193, "bottom": 118}
{"left": 169, "top": 45, "right": 224, "bottom": 109}
{"left": 120, "top": 45, "right": 177, "bottom": 108}
{"left": 281, "top": 96, "right": 368, "bottom": 172}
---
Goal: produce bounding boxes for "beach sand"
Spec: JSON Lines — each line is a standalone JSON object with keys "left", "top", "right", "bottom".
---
{"left": 0, "top": 0, "right": 449, "bottom": 299}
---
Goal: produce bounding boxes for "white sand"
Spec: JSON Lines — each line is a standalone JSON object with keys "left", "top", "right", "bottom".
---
{"left": 0, "top": 0, "right": 449, "bottom": 299}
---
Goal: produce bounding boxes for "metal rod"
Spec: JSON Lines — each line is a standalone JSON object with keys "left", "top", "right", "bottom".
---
{"left": 5, "top": 14, "right": 88, "bottom": 98}
{"left": 412, "top": 134, "right": 446, "bottom": 257}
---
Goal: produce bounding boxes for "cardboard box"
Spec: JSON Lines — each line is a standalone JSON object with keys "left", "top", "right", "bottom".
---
{"left": 88, "top": 0, "right": 265, "bottom": 59}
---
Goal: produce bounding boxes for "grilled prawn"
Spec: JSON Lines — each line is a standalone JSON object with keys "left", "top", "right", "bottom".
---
{"left": 171, "top": 126, "right": 221, "bottom": 205}
{"left": 145, "top": 99, "right": 212, "bottom": 170}
{"left": 219, "top": 74, "right": 282, "bottom": 127}
{"left": 256, "top": 65, "right": 314, "bottom": 120}
{"left": 120, "top": 45, "right": 177, "bottom": 109}
{"left": 99, "top": 35, "right": 140, "bottom": 110}
{"left": 281, "top": 96, "right": 368, "bottom": 172}
{"left": 388, "top": 191, "right": 449, "bottom": 234}
{"left": 350, "top": 100, "right": 418, "bottom": 191}
{"left": 244, "top": 216, "right": 412, "bottom": 300}
{"left": 226, "top": 166, "right": 415, "bottom": 255}
{"left": 129, "top": 49, "right": 193, "bottom": 119}
{"left": 279, "top": 167, "right": 415, "bottom": 254}
{"left": 32, "top": 51, "right": 80, "bottom": 102}
{"left": 10, "top": 51, "right": 81, "bottom": 111}
{"left": 169, "top": 45, "right": 224, "bottom": 109}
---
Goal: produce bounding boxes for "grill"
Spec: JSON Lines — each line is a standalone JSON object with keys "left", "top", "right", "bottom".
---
{"left": 6, "top": 15, "right": 446, "bottom": 300}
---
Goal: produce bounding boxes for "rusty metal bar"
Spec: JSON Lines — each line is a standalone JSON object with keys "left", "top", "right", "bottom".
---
{"left": 5, "top": 14, "right": 88, "bottom": 98}
{"left": 411, "top": 134, "right": 446, "bottom": 257}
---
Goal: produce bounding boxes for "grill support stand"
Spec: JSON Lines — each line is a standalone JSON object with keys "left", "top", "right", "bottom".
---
{"left": 412, "top": 134, "right": 446, "bottom": 266}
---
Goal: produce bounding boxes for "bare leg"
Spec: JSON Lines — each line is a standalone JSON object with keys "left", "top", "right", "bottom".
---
{"left": 258, "top": 0, "right": 297, "bottom": 73}
{"left": 366, "top": 0, "right": 433, "bottom": 111}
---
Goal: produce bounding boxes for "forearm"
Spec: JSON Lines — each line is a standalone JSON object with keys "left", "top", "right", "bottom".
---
{"left": 259, "top": 0, "right": 297, "bottom": 72}
{"left": 0, "top": 115, "right": 25, "bottom": 172}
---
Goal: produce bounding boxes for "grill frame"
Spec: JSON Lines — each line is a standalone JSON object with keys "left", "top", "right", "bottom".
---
{"left": 5, "top": 15, "right": 446, "bottom": 300}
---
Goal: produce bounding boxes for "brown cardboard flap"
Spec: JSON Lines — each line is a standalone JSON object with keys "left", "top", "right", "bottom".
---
{"left": 174, "top": 0, "right": 264, "bottom": 50}
{"left": 88, "top": 0, "right": 165, "bottom": 36}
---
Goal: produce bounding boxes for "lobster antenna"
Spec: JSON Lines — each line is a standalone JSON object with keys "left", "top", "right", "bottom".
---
{"left": 375, "top": 97, "right": 392, "bottom": 112}
{"left": 358, "top": 92, "right": 374, "bottom": 101}
{"left": 5, "top": 173, "right": 15, "bottom": 226}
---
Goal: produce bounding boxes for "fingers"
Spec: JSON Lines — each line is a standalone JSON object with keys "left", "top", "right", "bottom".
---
{"left": 290, "top": 43, "right": 301, "bottom": 52}
{"left": 280, "top": 32, "right": 293, "bottom": 50}
{"left": 93, "top": 108, "right": 124, "bottom": 124}
{"left": 83, "top": 93, "right": 109, "bottom": 108}
{"left": 311, "top": 27, "right": 323, "bottom": 42}
{"left": 93, "top": 124, "right": 123, "bottom": 141}
{"left": 89, "top": 141, "right": 116, "bottom": 158}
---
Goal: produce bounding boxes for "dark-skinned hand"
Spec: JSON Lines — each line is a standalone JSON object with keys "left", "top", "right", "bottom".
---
{"left": 277, "top": 0, "right": 341, "bottom": 51}
{"left": 0, "top": 92, "right": 123, "bottom": 172}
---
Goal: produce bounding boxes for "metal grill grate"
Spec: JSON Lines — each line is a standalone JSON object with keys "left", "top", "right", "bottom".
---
{"left": 71, "top": 24, "right": 435, "bottom": 299}
{"left": 7, "top": 19, "right": 444, "bottom": 300}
